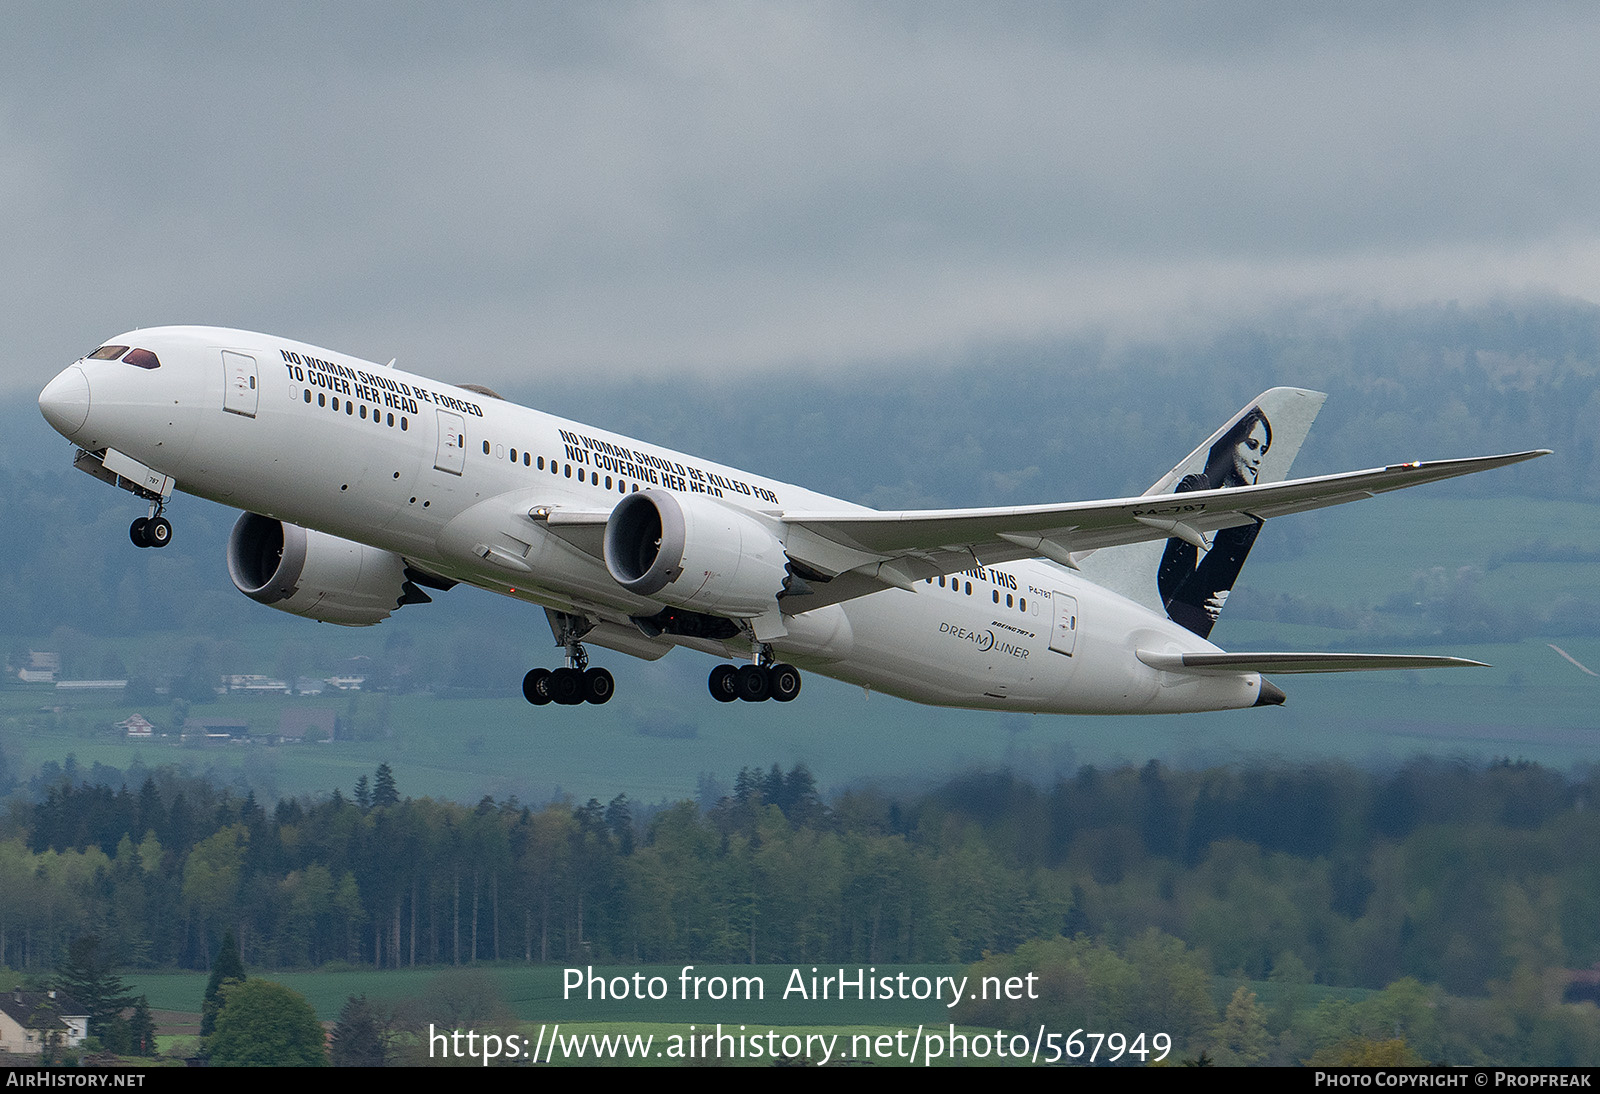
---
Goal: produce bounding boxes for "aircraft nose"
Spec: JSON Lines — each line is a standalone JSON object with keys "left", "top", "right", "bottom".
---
{"left": 39, "top": 365, "right": 91, "bottom": 438}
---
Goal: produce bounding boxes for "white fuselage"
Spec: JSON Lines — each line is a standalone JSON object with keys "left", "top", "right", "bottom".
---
{"left": 39, "top": 326, "right": 1262, "bottom": 714}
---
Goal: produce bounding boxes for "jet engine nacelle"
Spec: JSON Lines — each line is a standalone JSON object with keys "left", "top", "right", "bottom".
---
{"left": 228, "top": 513, "right": 420, "bottom": 626}
{"left": 604, "top": 490, "right": 789, "bottom": 617}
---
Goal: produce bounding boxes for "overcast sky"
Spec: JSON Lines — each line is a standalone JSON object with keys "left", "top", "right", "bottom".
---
{"left": 6, "top": 2, "right": 1600, "bottom": 392}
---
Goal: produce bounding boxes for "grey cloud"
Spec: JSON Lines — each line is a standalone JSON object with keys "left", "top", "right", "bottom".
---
{"left": 5, "top": 2, "right": 1600, "bottom": 388}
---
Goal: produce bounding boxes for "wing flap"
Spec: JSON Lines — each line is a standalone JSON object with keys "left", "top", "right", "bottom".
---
{"left": 528, "top": 505, "right": 613, "bottom": 558}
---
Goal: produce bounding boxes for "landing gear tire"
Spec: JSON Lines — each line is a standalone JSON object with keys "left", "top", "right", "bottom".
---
{"left": 550, "top": 667, "right": 586, "bottom": 706}
{"left": 708, "top": 664, "right": 738, "bottom": 703}
{"left": 768, "top": 663, "right": 802, "bottom": 702}
{"left": 130, "top": 515, "right": 173, "bottom": 549}
{"left": 146, "top": 516, "right": 172, "bottom": 548}
{"left": 583, "top": 667, "right": 614, "bottom": 705}
{"left": 709, "top": 662, "right": 803, "bottom": 703}
{"left": 734, "top": 664, "right": 771, "bottom": 703}
{"left": 522, "top": 668, "right": 553, "bottom": 706}
{"left": 526, "top": 665, "right": 613, "bottom": 706}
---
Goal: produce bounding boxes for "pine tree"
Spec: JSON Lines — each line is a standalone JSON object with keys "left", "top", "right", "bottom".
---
{"left": 373, "top": 764, "right": 399, "bottom": 808}
{"left": 134, "top": 777, "right": 165, "bottom": 837}
{"left": 354, "top": 775, "right": 372, "bottom": 812}
{"left": 127, "top": 996, "right": 157, "bottom": 1057}
{"left": 55, "top": 935, "right": 135, "bottom": 1041}
{"left": 200, "top": 929, "right": 246, "bottom": 1040}
{"left": 605, "top": 795, "right": 633, "bottom": 855}
{"left": 330, "top": 995, "right": 387, "bottom": 1066}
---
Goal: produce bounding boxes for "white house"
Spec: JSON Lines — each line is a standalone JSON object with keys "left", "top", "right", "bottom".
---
{"left": 0, "top": 989, "right": 89, "bottom": 1056}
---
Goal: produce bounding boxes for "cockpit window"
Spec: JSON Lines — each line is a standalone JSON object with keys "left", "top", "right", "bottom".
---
{"left": 122, "top": 348, "right": 161, "bottom": 369}
{"left": 89, "top": 345, "right": 129, "bottom": 360}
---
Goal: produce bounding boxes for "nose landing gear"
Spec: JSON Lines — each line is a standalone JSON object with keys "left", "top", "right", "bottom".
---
{"left": 130, "top": 503, "right": 173, "bottom": 549}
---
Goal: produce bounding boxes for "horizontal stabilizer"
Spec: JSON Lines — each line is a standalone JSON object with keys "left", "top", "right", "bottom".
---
{"left": 1136, "top": 650, "right": 1488, "bottom": 675}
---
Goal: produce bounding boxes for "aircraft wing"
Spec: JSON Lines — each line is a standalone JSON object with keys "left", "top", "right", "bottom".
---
{"left": 779, "top": 450, "right": 1549, "bottom": 603}
{"left": 1135, "top": 651, "right": 1488, "bottom": 674}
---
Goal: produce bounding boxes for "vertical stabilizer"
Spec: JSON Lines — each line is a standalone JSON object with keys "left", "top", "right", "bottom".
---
{"left": 1076, "top": 387, "right": 1326, "bottom": 636}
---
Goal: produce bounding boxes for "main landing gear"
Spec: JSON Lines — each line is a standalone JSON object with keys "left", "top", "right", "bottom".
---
{"left": 523, "top": 665, "right": 613, "bottom": 706}
{"left": 524, "top": 613, "right": 613, "bottom": 706}
{"left": 129, "top": 501, "right": 173, "bottom": 549}
{"left": 708, "top": 644, "right": 802, "bottom": 704}
{"left": 521, "top": 614, "right": 804, "bottom": 707}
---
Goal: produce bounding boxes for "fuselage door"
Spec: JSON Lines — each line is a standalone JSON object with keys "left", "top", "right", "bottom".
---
{"left": 222, "top": 352, "right": 258, "bottom": 418}
{"left": 1049, "top": 592, "right": 1079, "bottom": 657}
{"left": 434, "top": 410, "right": 466, "bottom": 475}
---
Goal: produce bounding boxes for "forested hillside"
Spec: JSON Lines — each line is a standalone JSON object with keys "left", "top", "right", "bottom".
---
{"left": 6, "top": 757, "right": 1600, "bottom": 1064}
{"left": 5, "top": 758, "right": 1595, "bottom": 987}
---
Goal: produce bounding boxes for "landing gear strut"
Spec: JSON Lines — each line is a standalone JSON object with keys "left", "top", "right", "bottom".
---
{"left": 523, "top": 612, "right": 613, "bottom": 706}
{"left": 130, "top": 500, "right": 173, "bottom": 549}
{"left": 708, "top": 642, "right": 802, "bottom": 704}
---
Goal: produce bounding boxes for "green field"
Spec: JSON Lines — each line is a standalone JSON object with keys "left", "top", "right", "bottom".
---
{"left": 10, "top": 662, "right": 1596, "bottom": 807}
